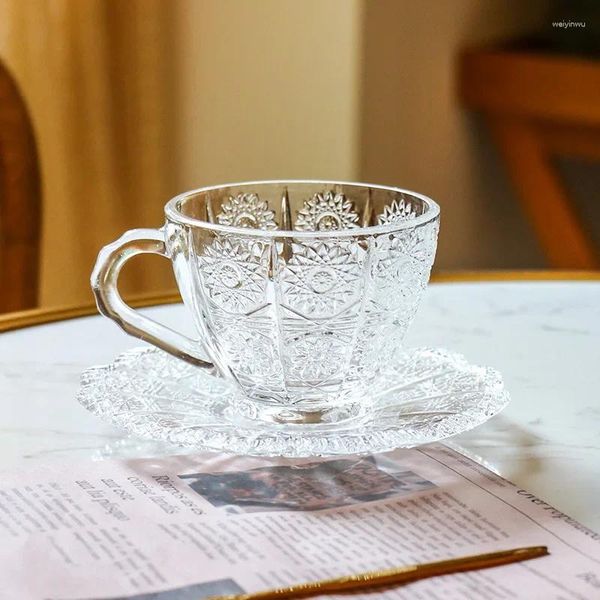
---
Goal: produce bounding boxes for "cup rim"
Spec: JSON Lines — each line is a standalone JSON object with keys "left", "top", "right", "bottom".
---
{"left": 165, "top": 179, "right": 440, "bottom": 239}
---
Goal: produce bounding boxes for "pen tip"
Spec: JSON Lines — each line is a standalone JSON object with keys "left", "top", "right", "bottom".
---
{"left": 519, "top": 546, "right": 549, "bottom": 557}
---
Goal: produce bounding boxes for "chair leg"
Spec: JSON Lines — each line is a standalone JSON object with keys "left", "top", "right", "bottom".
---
{"left": 487, "top": 116, "right": 598, "bottom": 269}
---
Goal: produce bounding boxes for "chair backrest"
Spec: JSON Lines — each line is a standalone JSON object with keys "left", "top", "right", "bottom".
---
{"left": 0, "top": 59, "right": 41, "bottom": 312}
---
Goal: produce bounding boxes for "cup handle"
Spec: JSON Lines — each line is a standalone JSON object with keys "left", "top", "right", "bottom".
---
{"left": 91, "top": 228, "right": 214, "bottom": 370}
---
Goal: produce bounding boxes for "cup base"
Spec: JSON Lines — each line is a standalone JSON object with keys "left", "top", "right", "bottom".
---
{"left": 231, "top": 398, "right": 365, "bottom": 426}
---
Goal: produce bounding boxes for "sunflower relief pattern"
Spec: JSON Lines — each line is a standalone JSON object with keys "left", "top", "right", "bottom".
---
{"left": 377, "top": 197, "right": 418, "bottom": 224}
{"left": 198, "top": 237, "right": 270, "bottom": 312}
{"left": 193, "top": 190, "right": 438, "bottom": 407}
{"left": 217, "top": 193, "right": 278, "bottom": 230}
{"left": 279, "top": 240, "right": 365, "bottom": 317}
{"left": 295, "top": 191, "right": 359, "bottom": 231}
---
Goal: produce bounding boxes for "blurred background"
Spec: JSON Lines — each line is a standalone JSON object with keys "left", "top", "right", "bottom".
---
{"left": 0, "top": 0, "right": 598, "bottom": 311}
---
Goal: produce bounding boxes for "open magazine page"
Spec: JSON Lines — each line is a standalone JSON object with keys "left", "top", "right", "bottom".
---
{"left": 1, "top": 444, "right": 599, "bottom": 600}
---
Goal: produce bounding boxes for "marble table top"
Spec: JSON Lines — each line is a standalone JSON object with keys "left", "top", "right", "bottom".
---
{"left": 1, "top": 280, "right": 599, "bottom": 529}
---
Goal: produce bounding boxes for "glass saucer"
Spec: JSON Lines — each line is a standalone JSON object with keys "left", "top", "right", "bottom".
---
{"left": 77, "top": 347, "right": 509, "bottom": 457}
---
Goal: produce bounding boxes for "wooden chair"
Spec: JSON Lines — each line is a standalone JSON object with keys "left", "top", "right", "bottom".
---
{"left": 459, "top": 48, "right": 600, "bottom": 269}
{"left": 0, "top": 59, "right": 41, "bottom": 312}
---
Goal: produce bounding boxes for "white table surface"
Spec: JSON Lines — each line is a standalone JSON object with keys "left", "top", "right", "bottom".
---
{"left": 1, "top": 281, "right": 599, "bottom": 530}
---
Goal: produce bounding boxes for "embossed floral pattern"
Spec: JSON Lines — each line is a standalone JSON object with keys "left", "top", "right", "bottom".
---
{"left": 188, "top": 186, "right": 439, "bottom": 412}
{"left": 217, "top": 193, "right": 278, "bottom": 230}
{"left": 395, "top": 220, "right": 440, "bottom": 262}
{"left": 295, "top": 191, "right": 359, "bottom": 231}
{"left": 284, "top": 332, "right": 349, "bottom": 382}
{"left": 279, "top": 240, "right": 365, "bottom": 316}
{"left": 216, "top": 325, "right": 282, "bottom": 379}
{"left": 378, "top": 197, "right": 417, "bottom": 224}
{"left": 193, "top": 218, "right": 437, "bottom": 403}
{"left": 368, "top": 221, "right": 438, "bottom": 311}
{"left": 198, "top": 236, "right": 270, "bottom": 312}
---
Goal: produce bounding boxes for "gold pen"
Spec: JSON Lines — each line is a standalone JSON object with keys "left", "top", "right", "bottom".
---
{"left": 210, "top": 546, "right": 549, "bottom": 600}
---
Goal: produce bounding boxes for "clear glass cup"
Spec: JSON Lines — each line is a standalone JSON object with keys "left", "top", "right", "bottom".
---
{"left": 92, "top": 181, "right": 440, "bottom": 425}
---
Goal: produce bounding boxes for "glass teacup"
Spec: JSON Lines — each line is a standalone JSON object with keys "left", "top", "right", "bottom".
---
{"left": 92, "top": 181, "right": 440, "bottom": 425}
